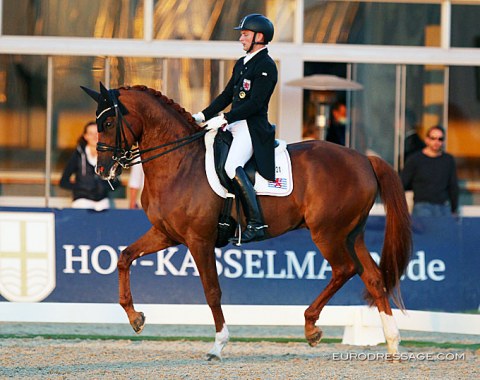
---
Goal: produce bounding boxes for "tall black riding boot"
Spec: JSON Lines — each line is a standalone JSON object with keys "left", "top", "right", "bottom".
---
{"left": 231, "top": 167, "right": 267, "bottom": 243}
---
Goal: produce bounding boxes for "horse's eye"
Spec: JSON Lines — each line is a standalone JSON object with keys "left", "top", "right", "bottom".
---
{"left": 105, "top": 121, "right": 113, "bottom": 129}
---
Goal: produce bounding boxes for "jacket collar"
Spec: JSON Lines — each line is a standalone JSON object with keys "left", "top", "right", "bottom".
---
{"left": 243, "top": 47, "right": 268, "bottom": 65}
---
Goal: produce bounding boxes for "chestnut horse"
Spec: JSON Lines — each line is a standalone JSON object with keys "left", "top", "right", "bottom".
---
{"left": 82, "top": 83, "right": 411, "bottom": 360}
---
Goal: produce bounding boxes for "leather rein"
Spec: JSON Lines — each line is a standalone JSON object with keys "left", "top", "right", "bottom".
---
{"left": 96, "top": 92, "right": 208, "bottom": 169}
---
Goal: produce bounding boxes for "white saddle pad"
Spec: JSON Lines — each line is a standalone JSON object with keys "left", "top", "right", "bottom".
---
{"left": 204, "top": 129, "right": 293, "bottom": 198}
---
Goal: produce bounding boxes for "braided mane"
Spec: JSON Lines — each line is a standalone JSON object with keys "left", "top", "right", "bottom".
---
{"left": 120, "top": 85, "right": 203, "bottom": 131}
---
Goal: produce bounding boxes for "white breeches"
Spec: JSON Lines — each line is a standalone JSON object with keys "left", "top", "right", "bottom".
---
{"left": 72, "top": 198, "right": 110, "bottom": 211}
{"left": 224, "top": 120, "right": 253, "bottom": 179}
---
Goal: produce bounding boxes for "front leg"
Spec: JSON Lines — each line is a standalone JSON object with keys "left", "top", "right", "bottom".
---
{"left": 188, "top": 240, "right": 229, "bottom": 360}
{"left": 118, "top": 226, "right": 174, "bottom": 333}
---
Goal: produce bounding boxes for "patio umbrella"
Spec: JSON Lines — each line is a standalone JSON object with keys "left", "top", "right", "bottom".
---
{"left": 286, "top": 75, "right": 363, "bottom": 142}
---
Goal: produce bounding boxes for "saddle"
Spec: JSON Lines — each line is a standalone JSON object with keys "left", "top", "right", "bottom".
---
{"left": 213, "top": 130, "right": 259, "bottom": 192}
{"left": 212, "top": 130, "right": 282, "bottom": 247}
{"left": 207, "top": 129, "right": 292, "bottom": 247}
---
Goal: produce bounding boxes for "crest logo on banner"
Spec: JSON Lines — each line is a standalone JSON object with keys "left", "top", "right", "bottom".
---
{"left": 0, "top": 212, "right": 56, "bottom": 302}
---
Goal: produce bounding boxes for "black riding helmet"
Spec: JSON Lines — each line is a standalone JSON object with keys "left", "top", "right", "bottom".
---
{"left": 234, "top": 13, "right": 274, "bottom": 47}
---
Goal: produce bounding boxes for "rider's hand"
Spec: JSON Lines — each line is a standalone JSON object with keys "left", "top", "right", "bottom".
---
{"left": 206, "top": 114, "right": 228, "bottom": 131}
{"left": 192, "top": 112, "right": 205, "bottom": 125}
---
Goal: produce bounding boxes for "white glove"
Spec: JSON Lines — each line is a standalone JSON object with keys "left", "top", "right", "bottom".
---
{"left": 192, "top": 112, "right": 205, "bottom": 125}
{"left": 206, "top": 114, "right": 228, "bottom": 131}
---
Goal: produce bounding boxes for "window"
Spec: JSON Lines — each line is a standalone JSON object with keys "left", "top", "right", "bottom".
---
{"left": 451, "top": 4, "right": 480, "bottom": 48}
{"left": 153, "top": 0, "right": 295, "bottom": 42}
{"left": 2, "top": 0, "right": 144, "bottom": 38}
{"left": 304, "top": 1, "right": 440, "bottom": 46}
{"left": 0, "top": 55, "right": 47, "bottom": 197}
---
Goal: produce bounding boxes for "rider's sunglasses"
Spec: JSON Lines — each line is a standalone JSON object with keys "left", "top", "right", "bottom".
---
{"left": 428, "top": 135, "right": 444, "bottom": 141}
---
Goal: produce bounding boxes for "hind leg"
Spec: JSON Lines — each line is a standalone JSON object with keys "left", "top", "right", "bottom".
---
{"left": 118, "top": 226, "right": 175, "bottom": 333}
{"left": 355, "top": 237, "right": 400, "bottom": 354}
{"left": 304, "top": 239, "right": 356, "bottom": 346}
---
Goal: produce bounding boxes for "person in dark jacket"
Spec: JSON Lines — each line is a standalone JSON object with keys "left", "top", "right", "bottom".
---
{"left": 192, "top": 14, "right": 277, "bottom": 243}
{"left": 401, "top": 125, "right": 459, "bottom": 217}
{"left": 60, "top": 121, "right": 114, "bottom": 211}
{"left": 326, "top": 101, "right": 347, "bottom": 145}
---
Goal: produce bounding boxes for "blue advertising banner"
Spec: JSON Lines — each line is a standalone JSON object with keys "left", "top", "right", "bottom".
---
{"left": 0, "top": 208, "right": 479, "bottom": 312}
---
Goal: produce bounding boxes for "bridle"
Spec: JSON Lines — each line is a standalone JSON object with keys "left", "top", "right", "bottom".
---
{"left": 96, "top": 90, "right": 208, "bottom": 169}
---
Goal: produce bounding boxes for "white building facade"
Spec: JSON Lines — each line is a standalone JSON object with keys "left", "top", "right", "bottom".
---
{"left": 0, "top": 0, "right": 479, "bottom": 207}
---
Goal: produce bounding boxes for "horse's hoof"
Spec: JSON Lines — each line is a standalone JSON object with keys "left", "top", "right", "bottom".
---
{"left": 206, "top": 352, "right": 222, "bottom": 361}
{"left": 131, "top": 312, "right": 146, "bottom": 334}
{"left": 306, "top": 327, "right": 323, "bottom": 347}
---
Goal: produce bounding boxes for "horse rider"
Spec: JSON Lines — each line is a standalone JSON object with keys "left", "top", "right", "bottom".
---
{"left": 192, "top": 13, "right": 278, "bottom": 243}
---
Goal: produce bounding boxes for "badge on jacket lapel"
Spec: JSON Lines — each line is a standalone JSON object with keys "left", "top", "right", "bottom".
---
{"left": 243, "top": 79, "right": 251, "bottom": 91}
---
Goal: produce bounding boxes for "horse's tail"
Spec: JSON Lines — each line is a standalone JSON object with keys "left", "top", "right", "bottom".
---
{"left": 367, "top": 155, "right": 412, "bottom": 310}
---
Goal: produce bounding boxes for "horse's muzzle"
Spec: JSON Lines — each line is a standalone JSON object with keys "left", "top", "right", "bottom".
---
{"left": 96, "top": 161, "right": 122, "bottom": 180}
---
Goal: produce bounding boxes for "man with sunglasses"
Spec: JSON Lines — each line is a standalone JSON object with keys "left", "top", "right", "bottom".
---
{"left": 401, "top": 125, "right": 459, "bottom": 217}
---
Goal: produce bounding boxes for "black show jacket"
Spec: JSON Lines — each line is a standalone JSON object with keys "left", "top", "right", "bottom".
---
{"left": 202, "top": 48, "right": 278, "bottom": 181}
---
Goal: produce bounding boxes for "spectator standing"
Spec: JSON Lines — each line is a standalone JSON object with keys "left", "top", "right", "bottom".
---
{"left": 401, "top": 125, "right": 459, "bottom": 217}
{"left": 60, "top": 121, "right": 115, "bottom": 211}
{"left": 326, "top": 101, "right": 347, "bottom": 146}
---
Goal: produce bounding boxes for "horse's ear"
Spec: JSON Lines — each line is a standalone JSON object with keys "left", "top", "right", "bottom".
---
{"left": 80, "top": 86, "right": 100, "bottom": 103}
{"left": 99, "top": 81, "right": 110, "bottom": 99}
